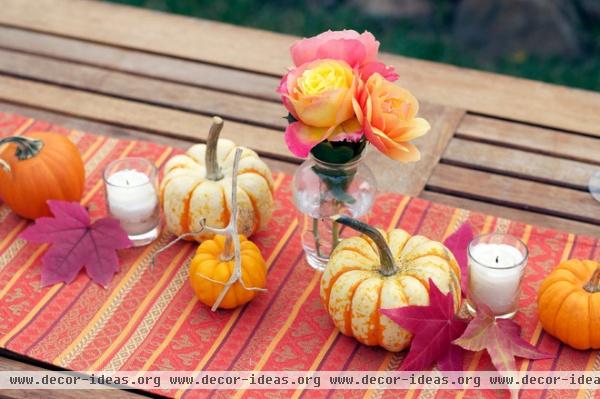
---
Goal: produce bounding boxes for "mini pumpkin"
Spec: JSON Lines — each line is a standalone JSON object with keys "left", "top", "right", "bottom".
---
{"left": 189, "top": 234, "right": 267, "bottom": 310}
{"left": 320, "top": 216, "right": 461, "bottom": 352}
{"left": 0, "top": 132, "right": 85, "bottom": 220}
{"left": 160, "top": 117, "right": 273, "bottom": 240}
{"left": 537, "top": 259, "right": 600, "bottom": 350}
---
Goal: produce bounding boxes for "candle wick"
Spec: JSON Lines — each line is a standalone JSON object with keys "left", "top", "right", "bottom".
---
{"left": 495, "top": 256, "right": 499, "bottom": 264}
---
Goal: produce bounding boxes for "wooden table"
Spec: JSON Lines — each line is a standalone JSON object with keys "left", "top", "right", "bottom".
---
{"left": 0, "top": 0, "right": 599, "bottom": 397}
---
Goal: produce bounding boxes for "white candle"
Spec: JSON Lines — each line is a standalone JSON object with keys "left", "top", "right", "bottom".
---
{"left": 106, "top": 169, "right": 159, "bottom": 236}
{"left": 468, "top": 243, "right": 526, "bottom": 316}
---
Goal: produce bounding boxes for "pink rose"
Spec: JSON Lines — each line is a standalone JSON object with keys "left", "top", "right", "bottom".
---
{"left": 290, "top": 30, "right": 398, "bottom": 81}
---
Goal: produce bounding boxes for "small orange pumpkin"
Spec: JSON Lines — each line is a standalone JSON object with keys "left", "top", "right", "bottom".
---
{"left": 0, "top": 132, "right": 85, "bottom": 219}
{"left": 189, "top": 234, "right": 266, "bottom": 310}
{"left": 537, "top": 259, "right": 600, "bottom": 350}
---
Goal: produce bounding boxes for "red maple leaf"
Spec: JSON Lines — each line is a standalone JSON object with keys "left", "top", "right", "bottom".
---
{"left": 443, "top": 223, "right": 473, "bottom": 297}
{"left": 20, "top": 200, "right": 132, "bottom": 287}
{"left": 453, "top": 304, "right": 553, "bottom": 372}
{"left": 381, "top": 279, "right": 468, "bottom": 371}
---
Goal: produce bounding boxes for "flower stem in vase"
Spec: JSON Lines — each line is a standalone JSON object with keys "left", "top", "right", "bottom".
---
{"left": 331, "top": 219, "right": 340, "bottom": 249}
{"left": 312, "top": 217, "right": 322, "bottom": 258}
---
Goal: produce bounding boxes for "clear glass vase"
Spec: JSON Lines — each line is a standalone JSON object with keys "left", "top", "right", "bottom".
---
{"left": 292, "top": 151, "right": 377, "bottom": 271}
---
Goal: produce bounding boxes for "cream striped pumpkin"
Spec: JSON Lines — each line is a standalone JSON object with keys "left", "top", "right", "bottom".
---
{"left": 160, "top": 118, "right": 274, "bottom": 240}
{"left": 320, "top": 216, "right": 461, "bottom": 351}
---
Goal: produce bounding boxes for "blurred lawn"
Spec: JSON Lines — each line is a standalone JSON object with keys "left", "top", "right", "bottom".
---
{"left": 105, "top": 0, "right": 600, "bottom": 92}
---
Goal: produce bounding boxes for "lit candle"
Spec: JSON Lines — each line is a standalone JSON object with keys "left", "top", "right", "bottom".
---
{"left": 467, "top": 234, "right": 528, "bottom": 318}
{"left": 103, "top": 158, "right": 160, "bottom": 246}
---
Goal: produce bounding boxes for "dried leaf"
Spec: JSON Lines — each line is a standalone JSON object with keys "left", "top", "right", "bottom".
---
{"left": 443, "top": 223, "right": 474, "bottom": 296}
{"left": 20, "top": 200, "right": 132, "bottom": 287}
{"left": 381, "top": 279, "right": 468, "bottom": 371}
{"left": 453, "top": 304, "right": 553, "bottom": 372}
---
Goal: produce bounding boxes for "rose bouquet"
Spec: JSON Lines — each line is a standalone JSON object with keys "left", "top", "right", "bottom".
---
{"left": 278, "top": 29, "right": 430, "bottom": 163}
{"left": 279, "top": 30, "right": 431, "bottom": 269}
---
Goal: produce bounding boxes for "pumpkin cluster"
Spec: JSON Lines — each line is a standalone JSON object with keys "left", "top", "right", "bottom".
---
{"left": 161, "top": 123, "right": 272, "bottom": 312}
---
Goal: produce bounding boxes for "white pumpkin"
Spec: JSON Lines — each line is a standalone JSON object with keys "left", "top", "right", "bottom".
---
{"left": 160, "top": 117, "right": 274, "bottom": 240}
{"left": 320, "top": 216, "right": 461, "bottom": 352}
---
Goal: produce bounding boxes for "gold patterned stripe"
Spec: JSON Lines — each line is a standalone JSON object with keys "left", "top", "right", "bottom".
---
{"left": 96, "top": 248, "right": 192, "bottom": 371}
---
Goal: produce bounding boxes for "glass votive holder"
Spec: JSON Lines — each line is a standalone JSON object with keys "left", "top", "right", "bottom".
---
{"left": 466, "top": 233, "right": 528, "bottom": 319}
{"left": 103, "top": 157, "right": 160, "bottom": 247}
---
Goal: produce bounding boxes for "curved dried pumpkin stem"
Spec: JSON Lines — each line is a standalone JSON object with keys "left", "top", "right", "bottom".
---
{"left": 210, "top": 147, "right": 259, "bottom": 311}
{"left": 205, "top": 116, "right": 224, "bottom": 181}
{"left": 584, "top": 267, "right": 600, "bottom": 293}
{"left": 0, "top": 136, "right": 44, "bottom": 173}
{"left": 332, "top": 215, "right": 397, "bottom": 276}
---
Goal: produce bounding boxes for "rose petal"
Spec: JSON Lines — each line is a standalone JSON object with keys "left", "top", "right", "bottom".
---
{"left": 360, "top": 61, "right": 399, "bottom": 82}
{"left": 284, "top": 122, "right": 331, "bottom": 157}
{"left": 316, "top": 39, "right": 367, "bottom": 68}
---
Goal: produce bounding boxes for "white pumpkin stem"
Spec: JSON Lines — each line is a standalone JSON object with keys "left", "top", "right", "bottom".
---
{"left": 332, "top": 215, "right": 398, "bottom": 276}
{"left": 205, "top": 116, "right": 224, "bottom": 181}
{"left": 584, "top": 267, "right": 600, "bottom": 293}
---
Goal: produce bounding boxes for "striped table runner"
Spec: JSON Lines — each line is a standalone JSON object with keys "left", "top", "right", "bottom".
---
{"left": 0, "top": 112, "right": 598, "bottom": 399}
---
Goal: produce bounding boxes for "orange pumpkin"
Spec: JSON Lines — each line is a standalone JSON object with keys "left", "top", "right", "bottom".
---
{"left": 537, "top": 259, "right": 600, "bottom": 350}
{"left": 0, "top": 132, "right": 85, "bottom": 220}
{"left": 189, "top": 234, "right": 266, "bottom": 310}
{"left": 320, "top": 216, "right": 461, "bottom": 351}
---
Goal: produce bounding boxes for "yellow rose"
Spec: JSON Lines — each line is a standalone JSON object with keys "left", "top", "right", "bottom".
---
{"left": 277, "top": 59, "right": 359, "bottom": 157}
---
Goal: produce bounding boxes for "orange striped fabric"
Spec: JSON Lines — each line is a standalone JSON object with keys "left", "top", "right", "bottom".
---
{"left": 0, "top": 113, "right": 598, "bottom": 399}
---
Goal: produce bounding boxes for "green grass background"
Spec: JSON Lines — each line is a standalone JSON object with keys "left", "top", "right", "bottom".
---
{"left": 104, "top": 0, "right": 600, "bottom": 92}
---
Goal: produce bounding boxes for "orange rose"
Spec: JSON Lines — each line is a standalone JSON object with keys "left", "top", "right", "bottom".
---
{"left": 353, "top": 73, "right": 430, "bottom": 162}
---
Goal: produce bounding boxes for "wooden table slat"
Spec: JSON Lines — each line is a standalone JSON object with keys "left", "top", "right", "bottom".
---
{"left": 0, "top": 48, "right": 286, "bottom": 130}
{"left": 457, "top": 114, "right": 600, "bottom": 165}
{"left": 0, "top": 26, "right": 280, "bottom": 102}
{"left": 443, "top": 138, "right": 597, "bottom": 190}
{"left": 427, "top": 163, "right": 600, "bottom": 225}
{"left": 0, "top": 75, "right": 294, "bottom": 160}
{"left": 1, "top": 0, "right": 599, "bottom": 134}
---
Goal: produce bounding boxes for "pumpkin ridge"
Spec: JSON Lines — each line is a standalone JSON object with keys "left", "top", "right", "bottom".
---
{"left": 346, "top": 277, "right": 369, "bottom": 336}
{"left": 181, "top": 180, "right": 206, "bottom": 234}
{"left": 394, "top": 276, "right": 411, "bottom": 305}
{"left": 239, "top": 186, "right": 260, "bottom": 234}
{"left": 340, "top": 246, "right": 377, "bottom": 263}
{"left": 323, "top": 266, "right": 362, "bottom": 309}
{"left": 45, "top": 144, "right": 79, "bottom": 199}
{"left": 372, "top": 281, "right": 383, "bottom": 346}
{"left": 550, "top": 288, "right": 578, "bottom": 335}
{"left": 239, "top": 169, "right": 274, "bottom": 194}
{"left": 39, "top": 157, "right": 67, "bottom": 199}
{"left": 220, "top": 185, "right": 231, "bottom": 227}
{"left": 403, "top": 256, "right": 461, "bottom": 304}
{"left": 399, "top": 270, "right": 430, "bottom": 295}
{"left": 589, "top": 293, "right": 593, "bottom": 349}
